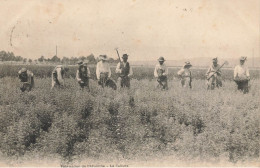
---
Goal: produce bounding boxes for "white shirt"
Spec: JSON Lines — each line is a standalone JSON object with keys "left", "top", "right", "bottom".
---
{"left": 177, "top": 68, "right": 191, "bottom": 78}
{"left": 115, "top": 62, "right": 133, "bottom": 76}
{"left": 154, "top": 63, "right": 168, "bottom": 78}
{"left": 96, "top": 61, "right": 111, "bottom": 80}
{"left": 234, "top": 64, "right": 250, "bottom": 80}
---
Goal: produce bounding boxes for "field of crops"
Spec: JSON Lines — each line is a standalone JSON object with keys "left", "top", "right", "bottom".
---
{"left": 0, "top": 64, "right": 259, "bottom": 166}
{"left": 0, "top": 64, "right": 260, "bottom": 80}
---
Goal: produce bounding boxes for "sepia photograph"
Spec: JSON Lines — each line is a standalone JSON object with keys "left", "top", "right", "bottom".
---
{"left": 0, "top": 0, "right": 259, "bottom": 167}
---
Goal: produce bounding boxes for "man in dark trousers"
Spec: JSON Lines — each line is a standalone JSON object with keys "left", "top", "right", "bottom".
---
{"left": 76, "top": 61, "right": 91, "bottom": 90}
{"left": 115, "top": 54, "right": 133, "bottom": 88}
{"left": 18, "top": 68, "right": 34, "bottom": 92}
{"left": 234, "top": 56, "right": 250, "bottom": 93}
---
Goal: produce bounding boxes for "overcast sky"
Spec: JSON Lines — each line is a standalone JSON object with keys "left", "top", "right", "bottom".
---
{"left": 0, "top": 0, "right": 259, "bottom": 61}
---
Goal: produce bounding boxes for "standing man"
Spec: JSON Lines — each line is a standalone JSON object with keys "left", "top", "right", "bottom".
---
{"left": 76, "top": 61, "right": 91, "bottom": 90}
{"left": 234, "top": 57, "right": 250, "bottom": 94}
{"left": 96, "top": 55, "right": 112, "bottom": 87}
{"left": 206, "top": 57, "right": 222, "bottom": 89}
{"left": 154, "top": 57, "right": 168, "bottom": 90}
{"left": 177, "top": 61, "right": 192, "bottom": 88}
{"left": 115, "top": 54, "right": 133, "bottom": 88}
{"left": 18, "top": 68, "right": 34, "bottom": 92}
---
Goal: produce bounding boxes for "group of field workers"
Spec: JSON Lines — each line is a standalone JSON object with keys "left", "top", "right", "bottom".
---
{"left": 18, "top": 54, "right": 250, "bottom": 94}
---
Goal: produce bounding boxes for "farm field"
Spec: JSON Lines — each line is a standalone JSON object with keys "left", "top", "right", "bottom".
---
{"left": 0, "top": 65, "right": 259, "bottom": 166}
{"left": 0, "top": 64, "right": 260, "bottom": 80}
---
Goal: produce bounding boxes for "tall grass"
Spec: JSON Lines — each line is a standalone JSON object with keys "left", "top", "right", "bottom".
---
{"left": 0, "top": 64, "right": 259, "bottom": 80}
{"left": 0, "top": 76, "right": 259, "bottom": 164}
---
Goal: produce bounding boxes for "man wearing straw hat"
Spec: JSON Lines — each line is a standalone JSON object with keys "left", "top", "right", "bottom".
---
{"left": 154, "top": 57, "right": 168, "bottom": 90}
{"left": 115, "top": 54, "right": 133, "bottom": 88}
{"left": 177, "top": 61, "right": 192, "bottom": 88}
{"left": 234, "top": 56, "right": 250, "bottom": 93}
{"left": 18, "top": 68, "right": 34, "bottom": 92}
{"left": 76, "top": 60, "right": 91, "bottom": 90}
{"left": 96, "top": 55, "right": 112, "bottom": 87}
{"left": 206, "top": 57, "right": 222, "bottom": 89}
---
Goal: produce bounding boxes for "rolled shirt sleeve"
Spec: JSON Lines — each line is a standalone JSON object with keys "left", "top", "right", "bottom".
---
{"left": 177, "top": 69, "right": 184, "bottom": 76}
{"left": 76, "top": 70, "right": 81, "bottom": 81}
{"left": 234, "top": 66, "right": 238, "bottom": 78}
{"left": 246, "top": 67, "right": 250, "bottom": 77}
{"left": 115, "top": 62, "right": 121, "bottom": 73}
{"left": 128, "top": 65, "right": 133, "bottom": 77}
{"left": 96, "top": 63, "right": 100, "bottom": 80}
{"left": 154, "top": 65, "right": 158, "bottom": 78}
{"left": 163, "top": 65, "right": 168, "bottom": 76}
{"left": 206, "top": 67, "right": 211, "bottom": 77}
{"left": 108, "top": 66, "right": 111, "bottom": 78}
{"left": 87, "top": 67, "right": 91, "bottom": 77}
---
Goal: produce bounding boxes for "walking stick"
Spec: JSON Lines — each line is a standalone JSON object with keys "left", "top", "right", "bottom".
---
{"left": 207, "top": 61, "right": 229, "bottom": 80}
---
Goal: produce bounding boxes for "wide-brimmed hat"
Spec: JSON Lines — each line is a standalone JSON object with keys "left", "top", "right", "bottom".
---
{"left": 56, "top": 65, "right": 62, "bottom": 68}
{"left": 99, "top": 55, "right": 108, "bottom": 60}
{"left": 122, "top": 54, "right": 129, "bottom": 58}
{"left": 184, "top": 61, "right": 192, "bottom": 68}
{"left": 212, "top": 57, "right": 218, "bottom": 62}
{"left": 158, "top": 57, "right": 165, "bottom": 62}
{"left": 240, "top": 56, "right": 247, "bottom": 61}
{"left": 21, "top": 68, "right": 27, "bottom": 73}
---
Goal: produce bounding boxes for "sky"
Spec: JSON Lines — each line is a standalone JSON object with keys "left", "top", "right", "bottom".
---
{"left": 0, "top": 0, "right": 259, "bottom": 61}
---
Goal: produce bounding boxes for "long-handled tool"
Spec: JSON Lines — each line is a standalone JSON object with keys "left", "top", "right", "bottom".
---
{"left": 207, "top": 61, "right": 228, "bottom": 80}
{"left": 115, "top": 48, "right": 122, "bottom": 63}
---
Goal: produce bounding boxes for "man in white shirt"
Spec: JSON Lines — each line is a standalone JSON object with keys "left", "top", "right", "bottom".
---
{"left": 115, "top": 54, "right": 133, "bottom": 88}
{"left": 96, "top": 55, "right": 112, "bottom": 87}
{"left": 234, "top": 56, "right": 250, "bottom": 93}
{"left": 154, "top": 57, "right": 168, "bottom": 90}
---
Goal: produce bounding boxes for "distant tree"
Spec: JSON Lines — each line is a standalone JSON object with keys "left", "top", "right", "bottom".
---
{"left": 70, "top": 57, "right": 79, "bottom": 64}
{"left": 50, "top": 55, "right": 60, "bottom": 62}
{"left": 38, "top": 56, "right": 45, "bottom": 62}
{"left": 87, "top": 54, "right": 96, "bottom": 63}
{"left": 61, "top": 57, "right": 70, "bottom": 64}
{"left": 79, "top": 56, "right": 87, "bottom": 61}
{"left": 28, "top": 59, "right": 32, "bottom": 63}
{"left": 15, "top": 56, "right": 23, "bottom": 62}
{"left": 23, "top": 58, "right": 27, "bottom": 64}
{"left": 107, "top": 58, "right": 115, "bottom": 63}
{"left": 0, "top": 51, "right": 5, "bottom": 61}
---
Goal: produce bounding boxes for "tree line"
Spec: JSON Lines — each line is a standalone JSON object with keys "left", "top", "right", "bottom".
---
{"left": 0, "top": 50, "right": 119, "bottom": 64}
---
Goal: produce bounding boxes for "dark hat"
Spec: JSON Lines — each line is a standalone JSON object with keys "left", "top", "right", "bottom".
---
{"left": 240, "top": 56, "right": 247, "bottom": 61}
{"left": 122, "top": 54, "right": 129, "bottom": 58}
{"left": 77, "top": 61, "right": 83, "bottom": 65}
{"left": 158, "top": 57, "right": 165, "bottom": 62}
{"left": 99, "top": 55, "right": 108, "bottom": 60}
{"left": 184, "top": 61, "right": 192, "bottom": 68}
{"left": 212, "top": 57, "right": 218, "bottom": 62}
